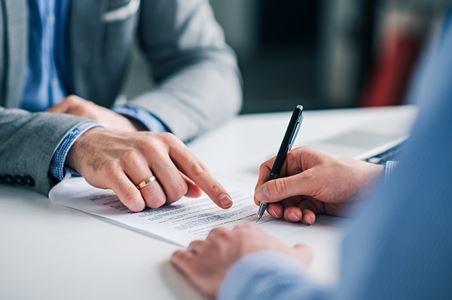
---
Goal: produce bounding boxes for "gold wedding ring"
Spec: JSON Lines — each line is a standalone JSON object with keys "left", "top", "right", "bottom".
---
{"left": 136, "top": 176, "right": 157, "bottom": 190}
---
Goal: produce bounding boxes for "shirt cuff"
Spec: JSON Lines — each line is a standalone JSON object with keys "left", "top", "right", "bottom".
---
{"left": 384, "top": 160, "right": 398, "bottom": 183}
{"left": 113, "top": 104, "right": 170, "bottom": 132}
{"left": 219, "top": 251, "right": 328, "bottom": 300}
{"left": 49, "top": 121, "right": 101, "bottom": 181}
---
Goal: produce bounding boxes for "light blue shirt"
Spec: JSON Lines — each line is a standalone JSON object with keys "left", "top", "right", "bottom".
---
{"left": 22, "top": 0, "right": 68, "bottom": 112}
{"left": 21, "top": 0, "right": 169, "bottom": 181}
{"left": 220, "top": 12, "right": 452, "bottom": 300}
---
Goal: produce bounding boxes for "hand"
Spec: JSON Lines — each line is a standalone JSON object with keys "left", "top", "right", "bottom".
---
{"left": 171, "top": 224, "right": 312, "bottom": 298}
{"left": 48, "top": 95, "right": 142, "bottom": 132}
{"left": 67, "top": 128, "right": 233, "bottom": 212}
{"left": 254, "top": 147, "right": 383, "bottom": 224}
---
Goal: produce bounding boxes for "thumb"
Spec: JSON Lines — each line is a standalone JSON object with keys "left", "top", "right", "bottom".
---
{"left": 292, "top": 243, "right": 313, "bottom": 267}
{"left": 254, "top": 170, "right": 315, "bottom": 204}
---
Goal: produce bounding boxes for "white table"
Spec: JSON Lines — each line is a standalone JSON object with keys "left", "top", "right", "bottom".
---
{"left": 0, "top": 106, "right": 416, "bottom": 300}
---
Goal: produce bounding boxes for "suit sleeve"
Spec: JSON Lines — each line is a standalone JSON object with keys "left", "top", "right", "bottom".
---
{"left": 133, "top": 0, "right": 242, "bottom": 141}
{"left": 0, "top": 107, "right": 89, "bottom": 194}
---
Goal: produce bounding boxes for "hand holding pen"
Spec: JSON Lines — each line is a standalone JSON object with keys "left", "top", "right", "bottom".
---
{"left": 256, "top": 105, "right": 304, "bottom": 221}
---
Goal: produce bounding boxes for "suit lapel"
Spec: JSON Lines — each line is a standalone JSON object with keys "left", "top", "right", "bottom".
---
{"left": 70, "top": 0, "right": 108, "bottom": 105}
{"left": 2, "top": 0, "right": 27, "bottom": 108}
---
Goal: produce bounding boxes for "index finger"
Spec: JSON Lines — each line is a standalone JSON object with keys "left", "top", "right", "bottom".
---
{"left": 169, "top": 139, "right": 232, "bottom": 209}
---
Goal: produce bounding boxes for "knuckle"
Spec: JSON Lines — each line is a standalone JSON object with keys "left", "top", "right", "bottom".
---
{"left": 102, "top": 159, "right": 121, "bottom": 174}
{"left": 67, "top": 95, "right": 80, "bottom": 103}
{"left": 259, "top": 162, "right": 268, "bottom": 173}
{"left": 168, "top": 181, "right": 188, "bottom": 201}
{"left": 163, "top": 133, "right": 186, "bottom": 149}
{"left": 188, "top": 240, "right": 203, "bottom": 251}
{"left": 138, "top": 136, "right": 153, "bottom": 150}
{"left": 160, "top": 132, "right": 177, "bottom": 142}
{"left": 188, "top": 241, "right": 197, "bottom": 248}
{"left": 190, "top": 161, "right": 208, "bottom": 178}
{"left": 141, "top": 135, "right": 164, "bottom": 153}
{"left": 273, "top": 178, "right": 287, "bottom": 195}
{"left": 122, "top": 148, "right": 141, "bottom": 164}
{"left": 171, "top": 250, "right": 184, "bottom": 262}
{"left": 210, "top": 227, "right": 230, "bottom": 239}
{"left": 145, "top": 193, "right": 166, "bottom": 209}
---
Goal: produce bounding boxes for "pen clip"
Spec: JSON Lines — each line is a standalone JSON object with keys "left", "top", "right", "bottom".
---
{"left": 288, "top": 121, "right": 301, "bottom": 150}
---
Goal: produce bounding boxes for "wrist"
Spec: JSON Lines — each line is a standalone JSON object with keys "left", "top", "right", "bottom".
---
{"left": 50, "top": 121, "right": 100, "bottom": 181}
{"left": 67, "top": 127, "right": 105, "bottom": 172}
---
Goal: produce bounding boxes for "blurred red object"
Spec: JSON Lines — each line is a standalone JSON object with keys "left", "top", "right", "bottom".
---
{"left": 361, "top": 16, "right": 425, "bottom": 107}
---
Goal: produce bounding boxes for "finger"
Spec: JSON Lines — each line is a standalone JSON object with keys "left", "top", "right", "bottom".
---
{"left": 48, "top": 95, "right": 82, "bottom": 113}
{"left": 301, "top": 208, "right": 316, "bottom": 225}
{"left": 121, "top": 153, "right": 166, "bottom": 208}
{"left": 206, "top": 227, "right": 231, "bottom": 241}
{"left": 171, "top": 250, "right": 195, "bottom": 276}
{"left": 147, "top": 153, "right": 188, "bottom": 203}
{"left": 292, "top": 244, "right": 313, "bottom": 267}
{"left": 65, "top": 104, "right": 89, "bottom": 117}
{"left": 109, "top": 170, "right": 146, "bottom": 212}
{"left": 254, "top": 153, "right": 296, "bottom": 204}
{"left": 48, "top": 99, "right": 72, "bottom": 113}
{"left": 296, "top": 200, "right": 319, "bottom": 225}
{"left": 284, "top": 206, "right": 303, "bottom": 222}
{"left": 187, "top": 240, "right": 207, "bottom": 255}
{"left": 168, "top": 137, "right": 232, "bottom": 209}
{"left": 267, "top": 203, "right": 283, "bottom": 219}
{"left": 182, "top": 173, "right": 203, "bottom": 198}
{"left": 137, "top": 174, "right": 167, "bottom": 209}
{"left": 254, "top": 170, "right": 316, "bottom": 204}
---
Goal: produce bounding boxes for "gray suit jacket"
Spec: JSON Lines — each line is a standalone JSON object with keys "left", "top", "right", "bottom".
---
{"left": 0, "top": 0, "right": 242, "bottom": 195}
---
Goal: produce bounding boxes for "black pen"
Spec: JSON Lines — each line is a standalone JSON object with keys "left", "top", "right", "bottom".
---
{"left": 256, "top": 105, "right": 304, "bottom": 222}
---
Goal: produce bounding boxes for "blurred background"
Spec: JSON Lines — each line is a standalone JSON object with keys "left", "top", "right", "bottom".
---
{"left": 125, "top": 0, "right": 442, "bottom": 114}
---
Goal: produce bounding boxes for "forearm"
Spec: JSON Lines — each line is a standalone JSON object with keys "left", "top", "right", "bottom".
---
{"left": 220, "top": 251, "right": 333, "bottom": 300}
{"left": 0, "top": 107, "right": 89, "bottom": 194}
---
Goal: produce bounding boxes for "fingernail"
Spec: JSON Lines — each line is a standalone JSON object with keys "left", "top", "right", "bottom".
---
{"left": 219, "top": 194, "right": 233, "bottom": 208}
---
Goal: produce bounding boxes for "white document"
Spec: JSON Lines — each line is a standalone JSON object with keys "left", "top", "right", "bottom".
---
{"left": 49, "top": 177, "right": 271, "bottom": 246}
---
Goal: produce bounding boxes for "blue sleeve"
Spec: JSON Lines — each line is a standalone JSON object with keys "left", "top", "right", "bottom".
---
{"left": 49, "top": 121, "right": 100, "bottom": 181}
{"left": 219, "top": 251, "right": 332, "bottom": 300}
{"left": 113, "top": 104, "right": 170, "bottom": 132}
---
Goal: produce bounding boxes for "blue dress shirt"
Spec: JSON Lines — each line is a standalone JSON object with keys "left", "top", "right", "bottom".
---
{"left": 21, "top": 0, "right": 169, "bottom": 181}
{"left": 22, "top": 0, "right": 68, "bottom": 111}
{"left": 219, "top": 12, "right": 452, "bottom": 300}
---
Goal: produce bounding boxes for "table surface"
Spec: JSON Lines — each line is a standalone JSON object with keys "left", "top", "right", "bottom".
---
{"left": 0, "top": 106, "right": 416, "bottom": 300}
